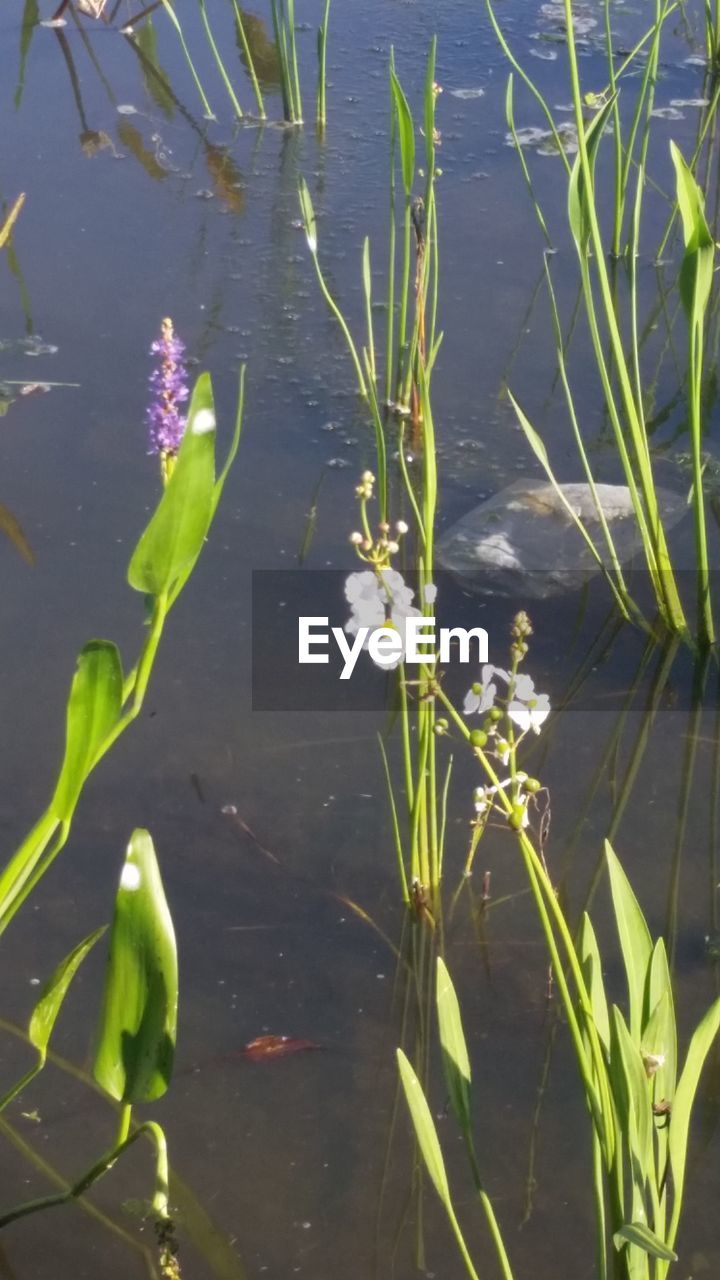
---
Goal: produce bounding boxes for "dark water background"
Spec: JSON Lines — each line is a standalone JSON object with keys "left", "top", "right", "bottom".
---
{"left": 0, "top": 2, "right": 720, "bottom": 1277}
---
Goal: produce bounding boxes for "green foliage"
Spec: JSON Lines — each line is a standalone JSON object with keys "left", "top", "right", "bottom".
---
{"left": 51, "top": 642, "right": 123, "bottom": 823}
{"left": 436, "top": 957, "right": 472, "bottom": 1134}
{"left": 128, "top": 373, "right": 217, "bottom": 597}
{"left": 93, "top": 830, "right": 178, "bottom": 1105}
{"left": 29, "top": 927, "right": 107, "bottom": 1056}
{"left": 390, "top": 69, "right": 415, "bottom": 196}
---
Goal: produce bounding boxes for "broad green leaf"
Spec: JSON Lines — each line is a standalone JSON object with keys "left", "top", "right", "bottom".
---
{"left": 610, "top": 1005, "right": 652, "bottom": 1180}
{"left": 668, "top": 994, "right": 720, "bottom": 1213}
{"left": 298, "top": 178, "right": 317, "bottom": 253}
{"left": 642, "top": 940, "right": 677, "bottom": 1106}
{"left": 29, "top": 926, "right": 107, "bottom": 1054}
{"left": 613, "top": 1223, "right": 677, "bottom": 1262}
{"left": 390, "top": 68, "right": 415, "bottom": 196}
{"left": 579, "top": 913, "right": 610, "bottom": 1052}
{"left": 436, "top": 957, "right": 472, "bottom": 1134}
{"left": 670, "top": 142, "right": 714, "bottom": 325}
{"left": 568, "top": 98, "right": 616, "bottom": 251}
{"left": 606, "top": 842, "right": 652, "bottom": 1043}
{"left": 93, "top": 830, "right": 178, "bottom": 1103}
{"left": 128, "top": 374, "right": 217, "bottom": 596}
{"left": 51, "top": 640, "right": 123, "bottom": 822}
{"left": 169, "top": 366, "right": 245, "bottom": 606}
{"left": 396, "top": 1048, "right": 451, "bottom": 1206}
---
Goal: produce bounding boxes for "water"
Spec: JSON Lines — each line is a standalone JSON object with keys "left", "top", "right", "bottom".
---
{"left": 1, "top": 2, "right": 720, "bottom": 1277}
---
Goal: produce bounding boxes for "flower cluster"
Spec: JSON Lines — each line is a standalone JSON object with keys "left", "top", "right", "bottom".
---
{"left": 461, "top": 614, "right": 550, "bottom": 835}
{"left": 147, "top": 317, "right": 189, "bottom": 474}
{"left": 463, "top": 667, "right": 550, "bottom": 735}
{"left": 344, "top": 569, "right": 437, "bottom": 669}
{"left": 349, "top": 471, "right": 410, "bottom": 568}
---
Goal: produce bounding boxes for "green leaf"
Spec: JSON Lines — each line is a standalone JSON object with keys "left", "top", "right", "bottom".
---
{"left": 423, "top": 36, "right": 437, "bottom": 184}
{"left": 93, "top": 830, "right": 178, "bottom": 1103}
{"left": 610, "top": 1005, "right": 653, "bottom": 1179}
{"left": 298, "top": 178, "right": 317, "bottom": 253}
{"left": 605, "top": 841, "right": 653, "bottom": 1043}
{"left": 396, "top": 1048, "right": 451, "bottom": 1207}
{"left": 436, "top": 957, "right": 472, "bottom": 1134}
{"left": 579, "top": 913, "right": 610, "bottom": 1053}
{"left": 668, "top": 993, "right": 720, "bottom": 1214}
{"left": 568, "top": 98, "right": 616, "bottom": 251}
{"left": 128, "top": 373, "right": 217, "bottom": 596}
{"left": 642, "top": 940, "right": 677, "bottom": 1106}
{"left": 390, "top": 68, "right": 415, "bottom": 196}
{"left": 51, "top": 641, "right": 123, "bottom": 823}
{"left": 613, "top": 1223, "right": 677, "bottom": 1262}
{"left": 29, "top": 926, "right": 107, "bottom": 1055}
{"left": 169, "top": 365, "right": 246, "bottom": 605}
{"left": 362, "top": 236, "right": 372, "bottom": 310}
{"left": 670, "top": 141, "right": 715, "bottom": 324}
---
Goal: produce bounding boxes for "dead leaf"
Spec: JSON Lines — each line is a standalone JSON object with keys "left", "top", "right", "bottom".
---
{"left": 0, "top": 503, "right": 35, "bottom": 566}
{"left": 239, "top": 1035, "right": 322, "bottom": 1062}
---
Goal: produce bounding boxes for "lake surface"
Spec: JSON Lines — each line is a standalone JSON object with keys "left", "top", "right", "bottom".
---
{"left": 1, "top": 2, "right": 720, "bottom": 1278}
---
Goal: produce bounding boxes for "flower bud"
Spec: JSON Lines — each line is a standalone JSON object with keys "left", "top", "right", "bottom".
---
{"left": 525, "top": 778, "right": 541, "bottom": 794}
{"left": 489, "top": 707, "right": 503, "bottom": 723}
{"left": 350, "top": 531, "right": 363, "bottom": 545}
{"left": 470, "top": 729, "right": 487, "bottom": 749}
{"left": 396, "top": 520, "right": 409, "bottom": 535}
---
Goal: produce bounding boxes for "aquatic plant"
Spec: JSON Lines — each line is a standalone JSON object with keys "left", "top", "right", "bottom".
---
{"left": 147, "top": 316, "right": 190, "bottom": 479}
{"left": 488, "top": 0, "right": 720, "bottom": 643}
{"left": 0, "top": 326, "right": 244, "bottom": 1268}
{"left": 270, "top": 0, "right": 302, "bottom": 123}
{"left": 0, "top": 832, "right": 181, "bottom": 1277}
{"left": 316, "top": 0, "right": 330, "bottom": 128}
{"left": 395, "top": 618, "right": 720, "bottom": 1280}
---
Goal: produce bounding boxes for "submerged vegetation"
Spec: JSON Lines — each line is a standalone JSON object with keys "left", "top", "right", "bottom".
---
{"left": 5, "top": 1, "right": 720, "bottom": 1277}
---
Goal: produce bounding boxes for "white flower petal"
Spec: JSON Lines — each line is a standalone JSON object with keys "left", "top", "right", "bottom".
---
{"left": 463, "top": 689, "right": 481, "bottom": 715}
{"left": 512, "top": 673, "right": 535, "bottom": 701}
{"left": 508, "top": 701, "right": 531, "bottom": 733}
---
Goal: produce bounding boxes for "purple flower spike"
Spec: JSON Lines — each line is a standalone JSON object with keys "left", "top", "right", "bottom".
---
{"left": 146, "top": 317, "right": 189, "bottom": 467}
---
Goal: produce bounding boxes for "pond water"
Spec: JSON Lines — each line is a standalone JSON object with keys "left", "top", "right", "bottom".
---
{"left": 1, "top": 2, "right": 720, "bottom": 1278}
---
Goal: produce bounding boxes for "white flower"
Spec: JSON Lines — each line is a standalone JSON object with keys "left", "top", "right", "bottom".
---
{"left": 345, "top": 571, "right": 386, "bottom": 638}
{"left": 510, "top": 672, "right": 535, "bottom": 701}
{"left": 343, "top": 568, "right": 420, "bottom": 667}
{"left": 463, "top": 664, "right": 507, "bottom": 716}
{"left": 506, "top": 671, "right": 551, "bottom": 734}
{"left": 423, "top": 582, "right": 438, "bottom": 605}
{"left": 642, "top": 1051, "right": 666, "bottom": 1079}
{"left": 508, "top": 692, "right": 551, "bottom": 734}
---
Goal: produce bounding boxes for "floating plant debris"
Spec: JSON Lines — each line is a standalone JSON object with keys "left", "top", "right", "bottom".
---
{"left": 239, "top": 1035, "right": 323, "bottom": 1062}
{"left": 448, "top": 87, "right": 485, "bottom": 99}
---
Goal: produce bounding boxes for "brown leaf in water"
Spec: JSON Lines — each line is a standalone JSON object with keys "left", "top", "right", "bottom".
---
{"left": 0, "top": 503, "right": 35, "bottom": 566}
{"left": 239, "top": 1035, "right": 322, "bottom": 1062}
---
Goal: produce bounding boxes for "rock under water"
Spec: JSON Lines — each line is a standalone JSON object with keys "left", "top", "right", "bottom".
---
{"left": 436, "top": 479, "right": 687, "bottom": 598}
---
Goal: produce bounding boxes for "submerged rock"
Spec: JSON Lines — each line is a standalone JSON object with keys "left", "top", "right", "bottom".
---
{"left": 437, "top": 479, "right": 687, "bottom": 598}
